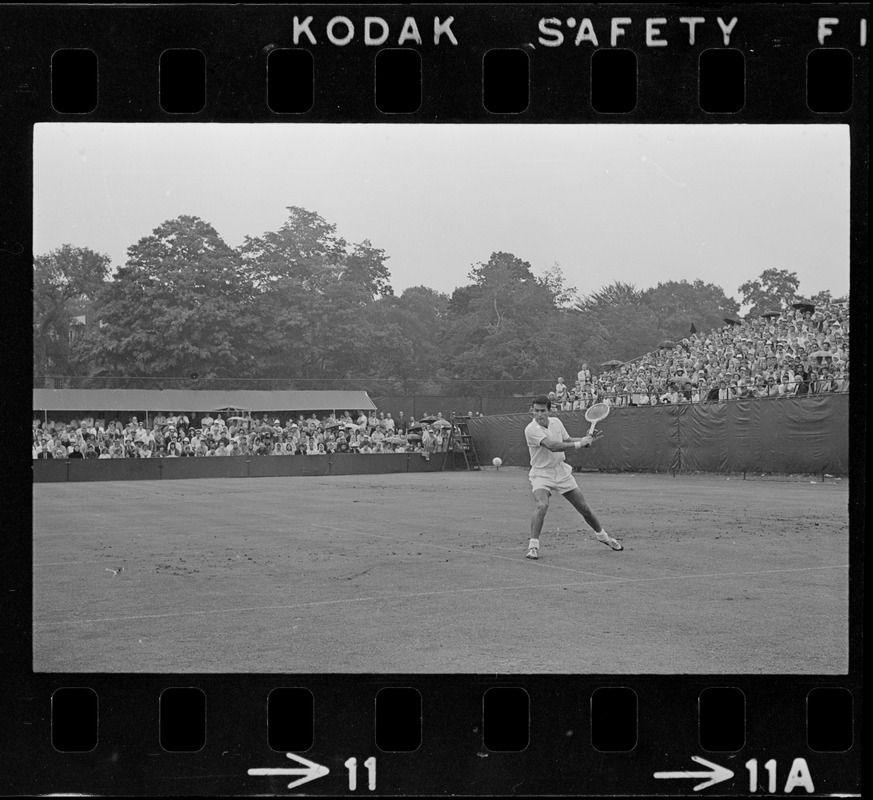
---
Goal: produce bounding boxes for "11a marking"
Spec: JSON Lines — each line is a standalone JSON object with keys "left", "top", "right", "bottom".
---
{"left": 745, "top": 758, "right": 815, "bottom": 793}
{"left": 345, "top": 757, "right": 377, "bottom": 791}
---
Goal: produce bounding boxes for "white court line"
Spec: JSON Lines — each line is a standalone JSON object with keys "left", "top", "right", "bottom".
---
{"left": 34, "top": 564, "right": 847, "bottom": 630}
{"left": 309, "top": 522, "right": 624, "bottom": 581}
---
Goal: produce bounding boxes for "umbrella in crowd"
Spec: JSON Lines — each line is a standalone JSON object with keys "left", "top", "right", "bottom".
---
{"left": 228, "top": 416, "right": 248, "bottom": 422}
{"left": 433, "top": 419, "right": 452, "bottom": 428}
{"left": 792, "top": 302, "right": 816, "bottom": 312}
{"left": 407, "top": 423, "right": 423, "bottom": 432}
{"left": 324, "top": 421, "right": 342, "bottom": 430}
{"left": 405, "top": 433, "right": 422, "bottom": 441}
{"left": 658, "top": 340, "right": 676, "bottom": 349}
{"left": 419, "top": 415, "right": 439, "bottom": 423}
{"left": 723, "top": 317, "right": 741, "bottom": 326}
{"left": 601, "top": 360, "right": 624, "bottom": 367}
{"left": 761, "top": 310, "right": 782, "bottom": 318}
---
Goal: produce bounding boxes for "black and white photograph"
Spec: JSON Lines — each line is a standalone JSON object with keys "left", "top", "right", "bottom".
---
{"left": 32, "top": 121, "right": 851, "bottom": 675}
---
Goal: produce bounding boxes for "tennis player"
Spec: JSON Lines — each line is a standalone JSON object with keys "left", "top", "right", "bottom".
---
{"left": 524, "top": 395, "right": 623, "bottom": 559}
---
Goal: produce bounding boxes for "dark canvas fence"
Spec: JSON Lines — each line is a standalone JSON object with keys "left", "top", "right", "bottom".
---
{"left": 33, "top": 452, "right": 465, "bottom": 483}
{"left": 466, "top": 394, "right": 849, "bottom": 476}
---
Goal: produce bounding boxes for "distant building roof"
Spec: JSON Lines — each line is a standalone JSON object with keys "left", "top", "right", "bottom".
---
{"left": 33, "top": 389, "right": 376, "bottom": 413}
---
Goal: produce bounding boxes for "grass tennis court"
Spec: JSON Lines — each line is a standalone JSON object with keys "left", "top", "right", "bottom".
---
{"left": 33, "top": 470, "right": 849, "bottom": 674}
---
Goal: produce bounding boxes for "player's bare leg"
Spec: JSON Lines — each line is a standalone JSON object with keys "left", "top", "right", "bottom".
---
{"left": 562, "top": 487, "right": 623, "bottom": 550}
{"left": 527, "top": 488, "right": 551, "bottom": 559}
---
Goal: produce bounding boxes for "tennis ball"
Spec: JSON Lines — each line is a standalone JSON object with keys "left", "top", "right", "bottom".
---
{"left": 492, "top": 457, "right": 502, "bottom": 468}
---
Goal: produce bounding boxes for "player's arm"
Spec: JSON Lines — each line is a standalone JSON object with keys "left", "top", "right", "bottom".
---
{"left": 539, "top": 435, "right": 593, "bottom": 451}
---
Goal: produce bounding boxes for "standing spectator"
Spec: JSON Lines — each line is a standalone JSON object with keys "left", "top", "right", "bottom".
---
{"left": 420, "top": 427, "right": 435, "bottom": 460}
{"left": 703, "top": 382, "right": 720, "bottom": 403}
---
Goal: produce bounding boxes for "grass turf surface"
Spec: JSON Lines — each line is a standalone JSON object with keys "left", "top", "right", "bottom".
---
{"left": 33, "top": 470, "right": 849, "bottom": 673}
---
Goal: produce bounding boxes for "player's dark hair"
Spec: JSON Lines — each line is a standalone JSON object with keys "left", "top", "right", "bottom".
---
{"left": 531, "top": 395, "right": 552, "bottom": 409}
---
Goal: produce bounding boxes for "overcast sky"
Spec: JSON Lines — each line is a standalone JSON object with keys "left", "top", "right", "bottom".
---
{"left": 34, "top": 123, "right": 850, "bottom": 303}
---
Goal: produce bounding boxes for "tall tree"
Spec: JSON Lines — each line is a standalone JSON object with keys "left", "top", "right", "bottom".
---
{"left": 365, "top": 287, "right": 449, "bottom": 386}
{"left": 441, "top": 252, "right": 568, "bottom": 392}
{"left": 594, "top": 303, "right": 665, "bottom": 363}
{"left": 573, "top": 280, "right": 666, "bottom": 363}
{"left": 738, "top": 268, "right": 801, "bottom": 317}
{"left": 642, "top": 279, "right": 741, "bottom": 340}
{"left": 78, "top": 216, "right": 257, "bottom": 382}
{"left": 537, "top": 262, "right": 578, "bottom": 308}
{"left": 575, "top": 281, "right": 644, "bottom": 313}
{"left": 33, "top": 244, "right": 111, "bottom": 379}
{"left": 340, "top": 239, "right": 393, "bottom": 298}
{"left": 240, "top": 207, "right": 395, "bottom": 379}
{"left": 240, "top": 206, "right": 348, "bottom": 292}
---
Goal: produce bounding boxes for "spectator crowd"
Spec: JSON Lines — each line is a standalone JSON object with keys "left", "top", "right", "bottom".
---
{"left": 551, "top": 303, "right": 850, "bottom": 409}
{"left": 33, "top": 303, "right": 850, "bottom": 459}
{"left": 33, "top": 409, "right": 462, "bottom": 460}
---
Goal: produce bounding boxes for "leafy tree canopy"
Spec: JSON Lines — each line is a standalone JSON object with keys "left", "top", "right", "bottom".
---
{"left": 642, "top": 279, "right": 741, "bottom": 340}
{"left": 33, "top": 245, "right": 111, "bottom": 376}
{"left": 78, "top": 216, "right": 256, "bottom": 381}
{"left": 738, "top": 268, "right": 801, "bottom": 317}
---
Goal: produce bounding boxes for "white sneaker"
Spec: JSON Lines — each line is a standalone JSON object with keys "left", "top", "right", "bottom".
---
{"left": 526, "top": 546, "right": 539, "bottom": 560}
{"left": 596, "top": 533, "right": 623, "bottom": 551}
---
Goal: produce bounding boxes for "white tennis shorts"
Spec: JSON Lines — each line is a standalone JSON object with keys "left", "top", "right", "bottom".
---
{"left": 529, "top": 464, "right": 578, "bottom": 495}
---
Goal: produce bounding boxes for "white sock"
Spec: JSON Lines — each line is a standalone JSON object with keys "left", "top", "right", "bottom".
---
{"left": 595, "top": 530, "right": 608, "bottom": 539}
{"left": 528, "top": 538, "right": 539, "bottom": 550}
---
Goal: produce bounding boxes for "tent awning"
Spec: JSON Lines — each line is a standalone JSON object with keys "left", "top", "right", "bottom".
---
{"left": 32, "top": 389, "right": 376, "bottom": 413}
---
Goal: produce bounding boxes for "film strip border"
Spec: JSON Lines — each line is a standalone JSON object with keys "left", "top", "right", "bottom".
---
{"left": 1, "top": 4, "right": 868, "bottom": 121}
{"left": 14, "top": 678, "right": 862, "bottom": 794}
{"left": 2, "top": 3, "right": 866, "bottom": 796}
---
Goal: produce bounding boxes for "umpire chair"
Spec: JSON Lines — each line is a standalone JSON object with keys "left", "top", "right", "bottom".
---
{"left": 442, "top": 415, "right": 482, "bottom": 471}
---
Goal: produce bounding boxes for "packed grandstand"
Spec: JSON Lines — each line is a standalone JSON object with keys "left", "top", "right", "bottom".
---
{"left": 553, "top": 302, "right": 848, "bottom": 408}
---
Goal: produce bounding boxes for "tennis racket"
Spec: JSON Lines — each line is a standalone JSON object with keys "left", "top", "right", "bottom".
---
{"left": 584, "top": 402, "right": 610, "bottom": 437}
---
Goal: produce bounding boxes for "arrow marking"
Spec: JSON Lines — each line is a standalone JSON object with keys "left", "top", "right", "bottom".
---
{"left": 248, "top": 752, "right": 330, "bottom": 790}
{"left": 654, "top": 755, "right": 734, "bottom": 791}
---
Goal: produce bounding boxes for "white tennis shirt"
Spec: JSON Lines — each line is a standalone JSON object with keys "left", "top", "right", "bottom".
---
{"left": 524, "top": 416, "right": 571, "bottom": 475}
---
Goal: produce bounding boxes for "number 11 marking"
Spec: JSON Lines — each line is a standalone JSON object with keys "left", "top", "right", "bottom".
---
{"left": 344, "top": 757, "right": 377, "bottom": 791}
